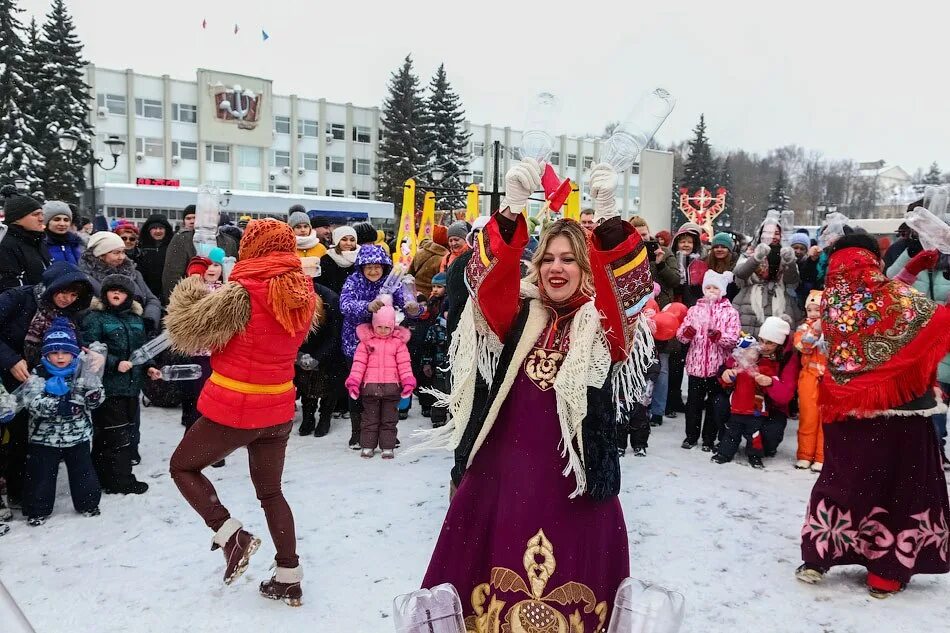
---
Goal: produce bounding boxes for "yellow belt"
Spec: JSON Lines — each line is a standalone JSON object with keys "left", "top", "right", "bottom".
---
{"left": 208, "top": 371, "right": 294, "bottom": 395}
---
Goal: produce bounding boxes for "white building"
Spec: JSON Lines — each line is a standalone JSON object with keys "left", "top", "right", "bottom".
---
{"left": 85, "top": 65, "right": 641, "bottom": 224}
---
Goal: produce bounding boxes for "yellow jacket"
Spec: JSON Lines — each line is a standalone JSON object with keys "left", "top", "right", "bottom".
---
{"left": 296, "top": 242, "right": 327, "bottom": 259}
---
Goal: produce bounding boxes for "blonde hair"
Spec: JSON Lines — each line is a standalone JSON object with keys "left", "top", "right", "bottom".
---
{"left": 629, "top": 215, "right": 648, "bottom": 229}
{"left": 525, "top": 219, "right": 595, "bottom": 297}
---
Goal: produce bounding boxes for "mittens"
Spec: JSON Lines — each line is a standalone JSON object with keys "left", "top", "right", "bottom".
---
{"left": 708, "top": 329, "right": 722, "bottom": 343}
{"left": 753, "top": 243, "right": 770, "bottom": 261}
{"left": 588, "top": 162, "right": 619, "bottom": 222}
{"left": 681, "top": 325, "right": 697, "bottom": 340}
{"left": 500, "top": 158, "right": 542, "bottom": 214}
{"left": 780, "top": 246, "right": 796, "bottom": 264}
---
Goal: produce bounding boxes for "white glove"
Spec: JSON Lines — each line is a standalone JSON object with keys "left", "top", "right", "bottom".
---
{"left": 780, "top": 246, "right": 796, "bottom": 264}
{"left": 588, "top": 163, "right": 619, "bottom": 222}
{"left": 500, "top": 158, "right": 542, "bottom": 214}
{"left": 753, "top": 243, "right": 770, "bottom": 261}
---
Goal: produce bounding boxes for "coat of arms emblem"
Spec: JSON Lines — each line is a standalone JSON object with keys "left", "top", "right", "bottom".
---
{"left": 209, "top": 82, "right": 261, "bottom": 130}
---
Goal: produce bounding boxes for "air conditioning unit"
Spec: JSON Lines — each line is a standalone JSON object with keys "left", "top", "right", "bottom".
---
{"left": 97, "top": 106, "right": 108, "bottom": 119}
{"left": 170, "top": 155, "right": 181, "bottom": 165}
{"left": 281, "top": 166, "right": 291, "bottom": 175}
{"left": 325, "top": 131, "right": 334, "bottom": 145}
{"left": 296, "top": 167, "right": 305, "bottom": 175}
{"left": 297, "top": 132, "right": 304, "bottom": 140}
{"left": 135, "top": 151, "right": 145, "bottom": 162}
{"left": 268, "top": 172, "right": 277, "bottom": 181}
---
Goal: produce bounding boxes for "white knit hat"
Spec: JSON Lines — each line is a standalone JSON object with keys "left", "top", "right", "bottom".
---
{"left": 332, "top": 225, "right": 357, "bottom": 245}
{"left": 701, "top": 270, "right": 733, "bottom": 296}
{"left": 88, "top": 231, "right": 126, "bottom": 257}
{"left": 758, "top": 316, "right": 791, "bottom": 344}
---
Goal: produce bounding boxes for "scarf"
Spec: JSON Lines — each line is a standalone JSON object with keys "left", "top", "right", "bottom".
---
{"left": 41, "top": 356, "right": 78, "bottom": 397}
{"left": 327, "top": 248, "right": 358, "bottom": 268}
{"left": 24, "top": 305, "right": 61, "bottom": 363}
{"left": 296, "top": 234, "right": 319, "bottom": 251}
{"left": 229, "top": 252, "right": 315, "bottom": 335}
{"left": 820, "top": 246, "right": 950, "bottom": 422}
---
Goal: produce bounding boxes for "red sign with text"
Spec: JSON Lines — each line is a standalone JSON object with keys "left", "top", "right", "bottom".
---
{"left": 136, "top": 178, "right": 180, "bottom": 187}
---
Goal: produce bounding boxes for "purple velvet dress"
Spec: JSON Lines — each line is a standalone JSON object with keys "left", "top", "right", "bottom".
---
{"left": 422, "top": 358, "right": 630, "bottom": 633}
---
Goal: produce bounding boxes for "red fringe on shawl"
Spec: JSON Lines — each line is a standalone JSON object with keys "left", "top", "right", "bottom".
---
{"left": 820, "top": 304, "right": 950, "bottom": 422}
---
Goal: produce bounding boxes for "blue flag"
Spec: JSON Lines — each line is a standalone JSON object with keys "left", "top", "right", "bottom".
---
{"left": 262, "top": 29, "right": 269, "bottom": 41}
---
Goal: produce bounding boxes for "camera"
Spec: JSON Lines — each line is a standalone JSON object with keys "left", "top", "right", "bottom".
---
{"left": 644, "top": 240, "right": 660, "bottom": 262}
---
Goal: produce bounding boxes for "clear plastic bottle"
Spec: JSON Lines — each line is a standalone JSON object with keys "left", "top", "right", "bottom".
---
{"left": 73, "top": 341, "right": 108, "bottom": 394}
{"left": 130, "top": 331, "right": 172, "bottom": 366}
{"left": 601, "top": 88, "right": 676, "bottom": 173}
{"left": 9, "top": 375, "right": 46, "bottom": 414}
{"left": 193, "top": 184, "right": 220, "bottom": 256}
{"left": 296, "top": 353, "right": 318, "bottom": 370}
{"left": 392, "top": 583, "right": 465, "bottom": 633}
{"left": 520, "top": 92, "right": 560, "bottom": 163}
{"left": 608, "top": 578, "right": 685, "bottom": 633}
{"left": 159, "top": 364, "right": 204, "bottom": 381}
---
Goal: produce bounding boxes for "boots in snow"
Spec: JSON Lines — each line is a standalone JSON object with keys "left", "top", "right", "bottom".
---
{"left": 105, "top": 478, "right": 149, "bottom": 495}
{"left": 348, "top": 411, "right": 361, "bottom": 449}
{"left": 867, "top": 572, "right": 904, "bottom": 599}
{"left": 810, "top": 462, "right": 823, "bottom": 473}
{"left": 0, "top": 494, "right": 11, "bottom": 521}
{"left": 795, "top": 563, "right": 825, "bottom": 584}
{"left": 680, "top": 439, "right": 696, "bottom": 450}
{"left": 211, "top": 459, "right": 225, "bottom": 468}
{"left": 711, "top": 454, "right": 731, "bottom": 464}
{"left": 314, "top": 405, "right": 331, "bottom": 437}
{"left": 361, "top": 448, "right": 374, "bottom": 459}
{"left": 795, "top": 459, "right": 812, "bottom": 469}
{"left": 633, "top": 447, "right": 647, "bottom": 457}
{"left": 260, "top": 565, "right": 303, "bottom": 607}
{"left": 27, "top": 516, "right": 48, "bottom": 527}
{"left": 381, "top": 449, "right": 395, "bottom": 459}
{"left": 82, "top": 507, "right": 101, "bottom": 517}
{"left": 748, "top": 455, "right": 765, "bottom": 469}
{"left": 941, "top": 450, "right": 949, "bottom": 471}
{"left": 212, "top": 518, "right": 261, "bottom": 585}
{"left": 650, "top": 414, "right": 663, "bottom": 427}
{"left": 0, "top": 523, "right": 8, "bottom": 536}
{"left": 298, "top": 402, "right": 316, "bottom": 436}
{"left": 701, "top": 444, "right": 713, "bottom": 452}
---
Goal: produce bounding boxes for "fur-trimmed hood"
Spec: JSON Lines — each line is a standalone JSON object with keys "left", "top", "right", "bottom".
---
{"left": 355, "top": 322, "right": 410, "bottom": 344}
{"left": 89, "top": 295, "right": 144, "bottom": 316}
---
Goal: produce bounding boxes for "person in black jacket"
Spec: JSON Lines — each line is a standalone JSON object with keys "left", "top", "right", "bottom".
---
{"left": 0, "top": 261, "right": 93, "bottom": 508}
{"left": 294, "top": 282, "right": 342, "bottom": 437}
{"left": 0, "top": 185, "right": 49, "bottom": 291}
{"left": 136, "top": 213, "right": 174, "bottom": 301}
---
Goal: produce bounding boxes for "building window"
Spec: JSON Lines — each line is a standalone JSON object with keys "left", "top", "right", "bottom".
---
{"left": 205, "top": 144, "right": 230, "bottom": 164}
{"left": 172, "top": 103, "right": 197, "bottom": 123}
{"left": 275, "top": 116, "right": 291, "bottom": 134}
{"left": 269, "top": 184, "right": 290, "bottom": 193}
{"left": 298, "top": 118, "right": 319, "bottom": 138}
{"left": 273, "top": 150, "right": 291, "bottom": 168}
{"left": 239, "top": 181, "right": 262, "bottom": 191}
{"left": 302, "top": 153, "right": 319, "bottom": 171}
{"left": 327, "top": 156, "right": 344, "bottom": 173}
{"left": 135, "top": 98, "right": 163, "bottom": 119}
{"left": 326, "top": 188, "right": 345, "bottom": 197}
{"left": 353, "top": 158, "right": 371, "bottom": 176}
{"left": 328, "top": 123, "right": 345, "bottom": 141}
{"left": 473, "top": 142, "right": 485, "bottom": 157}
{"left": 583, "top": 155, "right": 593, "bottom": 169}
{"left": 209, "top": 179, "right": 231, "bottom": 189}
{"left": 135, "top": 137, "right": 163, "bottom": 158}
{"left": 567, "top": 154, "right": 577, "bottom": 167}
{"left": 172, "top": 140, "right": 198, "bottom": 161}
{"left": 97, "top": 93, "right": 126, "bottom": 115}
{"left": 238, "top": 146, "right": 261, "bottom": 168}
{"left": 353, "top": 126, "right": 371, "bottom": 143}
{"left": 180, "top": 178, "right": 199, "bottom": 187}
{"left": 303, "top": 186, "right": 320, "bottom": 195}
{"left": 354, "top": 190, "right": 371, "bottom": 200}
{"left": 550, "top": 151, "right": 559, "bottom": 166}
{"left": 472, "top": 170, "right": 484, "bottom": 185}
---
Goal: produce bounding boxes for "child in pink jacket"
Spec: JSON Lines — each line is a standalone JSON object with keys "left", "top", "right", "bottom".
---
{"left": 345, "top": 305, "right": 416, "bottom": 459}
{"left": 677, "top": 270, "right": 741, "bottom": 451}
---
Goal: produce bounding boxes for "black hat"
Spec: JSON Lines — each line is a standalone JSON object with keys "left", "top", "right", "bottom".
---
{"left": 310, "top": 215, "right": 331, "bottom": 229}
{"left": 100, "top": 274, "right": 136, "bottom": 310}
{"left": 183, "top": 204, "right": 197, "bottom": 215}
{"left": 1, "top": 184, "right": 42, "bottom": 224}
{"left": 353, "top": 221, "right": 377, "bottom": 245}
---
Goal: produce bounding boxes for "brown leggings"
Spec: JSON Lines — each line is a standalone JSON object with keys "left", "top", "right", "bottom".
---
{"left": 169, "top": 417, "right": 298, "bottom": 568}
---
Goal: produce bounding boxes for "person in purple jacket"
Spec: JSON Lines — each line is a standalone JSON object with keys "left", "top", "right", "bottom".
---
{"left": 43, "top": 201, "right": 84, "bottom": 266}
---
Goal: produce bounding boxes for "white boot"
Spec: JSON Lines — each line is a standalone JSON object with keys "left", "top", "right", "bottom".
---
{"left": 810, "top": 462, "right": 823, "bottom": 473}
{"left": 794, "top": 459, "right": 812, "bottom": 470}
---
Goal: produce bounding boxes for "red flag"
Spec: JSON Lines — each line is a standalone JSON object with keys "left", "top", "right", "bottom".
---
{"left": 548, "top": 178, "right": 572, "bottom": 212}
{"left": 201, "top": 19, "right": 206, "bottom": 29}
{"left": 541, "top": 163, "right": 560, "bottom": 199}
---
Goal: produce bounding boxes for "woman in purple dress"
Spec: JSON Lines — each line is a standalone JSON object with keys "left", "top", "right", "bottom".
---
{"left": 419, "top": 160, "right": 656, "bottom": 632}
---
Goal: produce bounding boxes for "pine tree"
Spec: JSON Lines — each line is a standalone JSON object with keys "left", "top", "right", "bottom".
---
{"left": 34, "top": 0, "right": 92, "bottom": 203}
{"left": 22, "top": 18, "right": 47, "bottom": 182}
{"left": 767, "top": 167, "right": 791, "bottom": 211}
{"left": 376, "top": 55, "right": 429, "bottom": 207}
{"left": 923, "top": 161, "right": 942, "bottom": 185}
{"left": 673, "top": 114, "right": 719, "bottom": 226}
{"left": 0, "top": 0, "right": 46, "bottom": 192}
{"left": 423, "top": 64, "right": 471, "bottom": 210}
{"left": 714, "top": 156, "right": 733, "bottom": 232}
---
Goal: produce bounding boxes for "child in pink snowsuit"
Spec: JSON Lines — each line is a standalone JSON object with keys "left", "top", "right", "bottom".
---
{"left": 345, "top": 305, "right": 415, "bottom": 459}
{"left": 677, "top": 270, "right": 741, "bottom": 450}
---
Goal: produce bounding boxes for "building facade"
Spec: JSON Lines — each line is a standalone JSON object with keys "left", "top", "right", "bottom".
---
{"left": 86, "top": 65, "right": 641, "bottom": 220}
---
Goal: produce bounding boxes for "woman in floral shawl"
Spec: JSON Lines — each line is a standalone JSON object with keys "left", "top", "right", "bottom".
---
{"left": 796, "top": 232, "right": 950, "bottom": 598}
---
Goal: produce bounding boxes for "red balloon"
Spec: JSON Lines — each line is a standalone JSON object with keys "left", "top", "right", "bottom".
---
{"left": 653, "top": 312, "right": 679, "bottom": 341}
{"left": 643, "top": 299, "right": 660, "bottom": 315}
{"left": 662, "top": 302, "right": 687, "bottom": 322}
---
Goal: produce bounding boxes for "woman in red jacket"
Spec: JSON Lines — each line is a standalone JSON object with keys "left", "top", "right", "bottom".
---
{"left": 165, "top": 219, "right": 321, "bottom": 607}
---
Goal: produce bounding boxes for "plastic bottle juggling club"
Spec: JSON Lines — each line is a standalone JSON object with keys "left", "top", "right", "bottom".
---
{"left": 520, "top": 92, "right": 561, "bottom": 163}
{"left": 601, "top": 88, "right": 676, "bottom": 173}
{"left": 129, "top": 331, "right": 172, "bottom": 366}
{"left": 8, "top": 375, "right": 47, "bottom": 415}
{"left": 608, "top": 578, "right": 685, "bottom": 633}
{"left": 193, "top": 184, "right": 220, "bottom": 256}
{"left": 296, "top": 353, "right": 318, "bottom": 370}
{"left": 392, "top": 583, "right": 465, "bottom": 633}
{"left": 159, "top": 364, "right": 204, "bottom": 381}
{"left": 759, "top": 209, "right": 782, "bottom": 246}
{"left": 73, "top": 341, "right": 107, "bottom": 395}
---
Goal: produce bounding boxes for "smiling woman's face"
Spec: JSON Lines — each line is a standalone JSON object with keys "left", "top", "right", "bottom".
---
{"left": 539, "top": 235, "right": 581, "bottom": 303}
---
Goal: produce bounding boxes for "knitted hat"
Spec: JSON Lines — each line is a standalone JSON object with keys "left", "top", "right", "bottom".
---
{"left": 239, "top": 219, "right": 296, "bottom": 260}
{"left": 186, "top": 256, "right": 212, "bottom": 278}
{"left": 113, "top": 220, "right": 139, "bottom": 236}
{"left": 789, "top": 233, "right": 811, "bottom": 249}
{"left": 655, "top": 230, "right": 672, "bottom": 245}
{"left": 447, "top": 220, "right": 469, "bottom": 241}
{"left": 353, "top": 221, "right": 378, "bottom": 245}
{"left": 1, "top": 184, "right": 42, "bottom": 224}
{"left": 805, "top": 289, "right": 823, "bottom": 310}
{"left": 42, "top": 317, "right": 80, "bottom": 357}
{"left": 43, "top": 200, "right": 72, "bottom": 224}
{"left": 372, "top": 304, "right": 396, "bottom": 331}
{"left": 702, "top": 270, "right": 733, "bottom": 296}
{"left": 432, "top": 225, "right": 449, "bottom": 248}
{"left": 288, "top": 210, "right": 311, "bottom": 229}
{"left": 288, "top": 204, "right": 307, "bottom": 216}
{"left": 431, "top": 271, "right": 447, "bottom": 287}
{"left": 711, "top": 232, "right": 734, "bottom": 250}
{"left": 88, "top": 231, "right": 126, "bottom": 257}
{"left": 183, "top": 204, "right": 197, "bottom": 217}
{"left": 759, "top": 316, "right": 791, "bottom": 344}
{"left": 332, "top": 225, "right": 357, "bottom": 245}
{"left": 99, "top": 274, "right": 136, "bottom": 311}
{"left": 309, "top": 215, "right": 331, "bottom": 229}
{"left": 238, "top": 214, "right": 252, "bottom": 228}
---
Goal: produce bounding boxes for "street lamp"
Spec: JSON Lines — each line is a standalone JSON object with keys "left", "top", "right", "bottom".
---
{"left": 430, "top": 167, "right": 444, "bottom": 183}
{"left": 13, "top": 179, "right": 27, "bottom": 192}
{"left": 58, "top": 131, "right": 125, "bottom": 217}
{"left": 221, "top": 189, "right": 233, "bottom": 208}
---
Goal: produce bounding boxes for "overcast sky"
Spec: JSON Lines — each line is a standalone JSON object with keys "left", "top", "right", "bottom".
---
{"left": 19, "top": 0, "right": 950, "bottom": 174}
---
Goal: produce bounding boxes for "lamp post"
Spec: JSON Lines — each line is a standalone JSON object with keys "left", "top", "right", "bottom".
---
{"left": 58, "top": 132, "right": 125, "bottom": 218}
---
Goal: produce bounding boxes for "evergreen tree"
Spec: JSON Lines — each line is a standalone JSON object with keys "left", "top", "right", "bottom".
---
{"left": 22, "top": 18, "right": 48, "bottom": 183}
{"left": 767, "top": 167, "right": 791, "bottom": 211}
{"left": 714, "top": 156, "right": 733, "bottom": 232}
{"left": 35, "top": 0, "right": 92, "bottom": 203}
{"left": 923, "top": 161, "right": 942, "bottom": 185}
{"left": 673, "top": 114, "right": 718, "bottom": 226}
{"left": 376, "top": 55, "right": 428, "bottom": 207}
{"left": 423, "top": 64, "right": 471, "bottom": 210}
{"left": 0, "top": 0, "right": 45, "bottom": 192}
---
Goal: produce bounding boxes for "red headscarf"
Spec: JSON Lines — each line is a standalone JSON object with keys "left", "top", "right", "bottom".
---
{"left": 820, "top": 246, "right": 950, "bottom": 422}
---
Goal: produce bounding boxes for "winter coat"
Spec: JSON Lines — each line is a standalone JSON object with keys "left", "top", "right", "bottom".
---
{"left": 887, "top": 249, "right": 950, "bottom": 384}
{"left": 346, "top": 324, "right": 415, "bottom": 394}
{"left": 676, "top": 297, "right": 741, "bottom": 378}
{"left": 28, "top": 368, "right": 103, "bottom": 448}
{"left": 720, "top": 355, "right": 779, "bottom": 416}
{"left": 445, "top": 248, "right": 473, "bottom": 344}
{"left": 763, "top": 339, "right": 800, "bottom": 417}
{"left": 409, "top": 240, "right": 449, "bottom": 297}
{"left": 732, "top": 248, "right": 800, "bottom": 337}
{"left": 294, "top": 282, "right": 342, "bottom": 400}
{"left": 44, "top": 231, "right": 83, "bottom": 266}
{"left": 81, "top": 298, "right": 150, "bottom": 398}
{"left": 295, "top": 239, "right": 327, "bottom": 259}
{"left": 650, "top": 248, "right": 680, "bottom": 308}
{"left": 161, "top": 228, "right": 239, "bottom": 302}
{"left": 0, "top": 264, "right": 93, "bottom": 390}
{"left": 0, "top": 224, "right": 51, "bottom": 292}
{"left": 319, "top": 249, "right": 358, "bottom": 296}
{"left": 339, "top": 246, "right": 409, "bottom": 358}
{"left": 422, "top": 314, "right": 449, "bottom": 374}
{"left": 135, "top": 214, "right": 174, "bottom": 301}
{"left": 78, "top": 249, "right": 162, "bottom": 331}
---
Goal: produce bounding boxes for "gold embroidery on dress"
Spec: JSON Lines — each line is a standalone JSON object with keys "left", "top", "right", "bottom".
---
{"left": 524, "top": 348, "right": 565, "bottom": 391}
{"left": 467, "top": 529, "right": 608, "bottom": 633}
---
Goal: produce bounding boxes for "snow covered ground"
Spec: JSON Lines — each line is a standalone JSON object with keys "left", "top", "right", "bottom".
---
{"left": 1, "top": 404, "right": 948, "bottom": 633}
